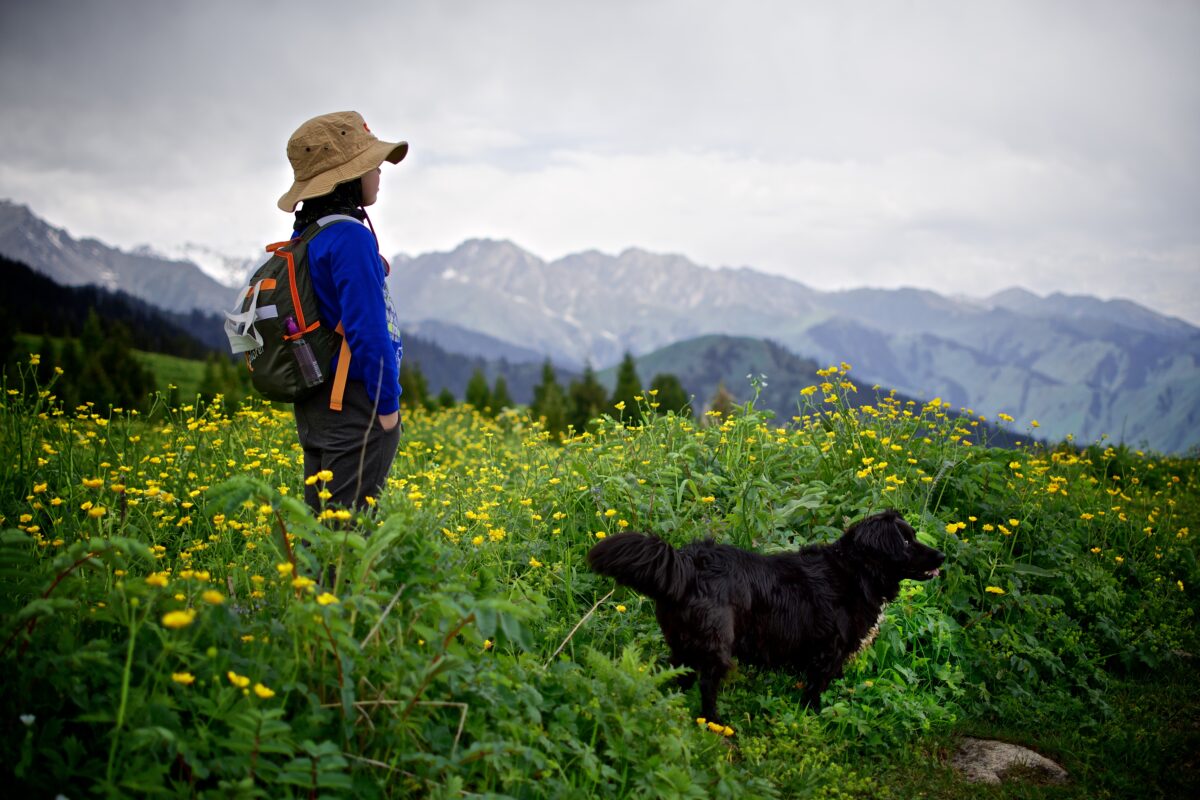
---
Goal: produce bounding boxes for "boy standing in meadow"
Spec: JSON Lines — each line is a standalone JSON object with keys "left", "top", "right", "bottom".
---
{"left": 276, "top": 111, "right": 407, "bottom": 511}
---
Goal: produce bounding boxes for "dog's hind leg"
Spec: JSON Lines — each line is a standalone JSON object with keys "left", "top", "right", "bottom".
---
{"left": 801, "top": 666, "right": 839, "bottom": 711}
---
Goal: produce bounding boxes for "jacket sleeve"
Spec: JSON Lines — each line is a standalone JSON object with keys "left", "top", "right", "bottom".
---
{"left": 323, "top": 224, "right": 401, "bottom": 415}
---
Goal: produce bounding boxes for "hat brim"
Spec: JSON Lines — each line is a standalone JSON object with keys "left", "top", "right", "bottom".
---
{"left": 278, "top": 139, "right": 408, "bottom": 212}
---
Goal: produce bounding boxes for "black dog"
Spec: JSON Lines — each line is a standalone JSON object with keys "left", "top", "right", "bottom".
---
{"left": 587, "top": 510, "right": 945, "bottom": 722}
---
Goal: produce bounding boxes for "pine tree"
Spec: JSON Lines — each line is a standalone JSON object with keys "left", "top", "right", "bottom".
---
{"left": 649, "top": 372, "right": 690, "bottom": 418}
{"left": 465, "top": 368, "right": 492, "bottom": 412}
{"left": 491, "top": 375, "right": 513, "bottom": 411}
{"left": 58, "top": 338, "right": 84, "bottom": 410}
{"left": 610, "top": 352, "right": 644, "bottom": 425}
{"left": 74, "top": 312, "right": 154, "bottom": 411}
{"left": 400, "top": 360, "right": 431, "bottom": 409}
{"left": 33, "top": 332, "right": 58, "bottom": 390}
{"left": 706, "top": 381, "right": 736, "bottom": 421}
{"left": 531, "top": 359, "right": 568, "bottom": 438}
{"left": 198, "top": 354, "right": 245, "bottom": 407}
{"left": 568, "top": 363, "right": 608, "bottom": 433}
{"left": 437, "top": 387, "right": 456, "bottom": 409}
{"left": 96, "top": 320, "right": 155, "bottom": 410}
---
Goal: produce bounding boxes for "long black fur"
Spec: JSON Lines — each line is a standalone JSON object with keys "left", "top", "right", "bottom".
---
{"left": 586, "top": 510, "right": 945, "bottom": 722}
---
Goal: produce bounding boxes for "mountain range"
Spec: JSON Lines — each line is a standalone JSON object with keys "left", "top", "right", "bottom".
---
{"left": 2, "top": 199, "right": 1197, "bottom": 453}
{"left": 390, "top": 239, "right": 1199, "bottom": 453}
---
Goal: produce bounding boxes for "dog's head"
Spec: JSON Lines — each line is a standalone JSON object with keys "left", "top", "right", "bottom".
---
{"left": 844, "top": 510, "right": 945, "bottom": 582}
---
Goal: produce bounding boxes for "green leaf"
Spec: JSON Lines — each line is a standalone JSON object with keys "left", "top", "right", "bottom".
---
{"left": 1006, "top": 562, "right": 1057, "bottom": 578}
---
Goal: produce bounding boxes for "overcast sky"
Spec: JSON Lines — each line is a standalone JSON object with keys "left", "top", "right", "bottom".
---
{"left": 1, "top": 0, "right": 1197, "bottom": 323}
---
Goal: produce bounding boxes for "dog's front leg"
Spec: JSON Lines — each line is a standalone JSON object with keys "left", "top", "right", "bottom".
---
{"left": 697, "top": 654, "right": 732, "bottom": 724}
{"left": 801, "top": 673, "right": 832, "bottom": 711}
{"left": 699, "top": 667, "right": 726, "bottom": 724}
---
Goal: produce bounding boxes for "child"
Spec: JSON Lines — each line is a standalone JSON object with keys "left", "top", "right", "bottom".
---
{"left": 276, "top": 111, "right": 407, "bottom": 511}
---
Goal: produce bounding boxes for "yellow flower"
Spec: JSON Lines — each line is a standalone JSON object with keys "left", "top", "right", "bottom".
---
{"left": 161, "top": 609, "right": 197, "bottom": 629}
{"left": 146, "top": 573, "right": 169, "bottom": 588}
{"left": 292, "top": 576, "right": 315, "bottom": 590}
{"left": 800, "top": 385, "right": 818, "bottom": 396}
{"left": 81, "top": 477, "right": 104, "bottom": 489}
{"left": 253, "top": 683, "right": 276, "bottom": 699}
{"left": 201, "top": 590, "right": 225, "bottom": 605}
{"left": 171, "top": 672, "right": 196, "bottom": 685}
{"left": 985, "top": 586, "right": 1006, "bottom": 595}
{"left": 696, "top": 717, "right": 707, "bottom": 726}
{"left": 316, "top": 592, "right": 339, "bottom": 606}
{"left": 528, "top": 558, "right": 543, "bottom": 568}
{"left": 595, "top": 531, "right": 607, "bottom": 540}
{"left": 616, "top": 604, "right": 627, "bottom": 613}
{"left": 722, "top": 725, "right": 735, "bottom": 737}
{"left": 88, "top": 506, "right": 106, "bottom": 518}
{"left": 227, "top": 671, "right": 250, "bottom": 688}
{"left": 32, "top": 482, "right": 47, "bottom": 494}
{"left": 700, "top": 496, "right": 716, "bottom": 504}
{"left": 1008, "top": 519, "right": 1020, "bottom": 527}
{"left": 1080, "top": 513, "right": 1094, "bottom": 521}
{"left": 276, "top": 562, "right": 294, "bottom": 576}
{"left": 614, "top": 401, "right": 626, "bottom": 411}
{"left": 317, "top": 469, "right": 333, "bottom": 482}
{"left": 1030, "top": 420, "right": 1040, "bottom": 428}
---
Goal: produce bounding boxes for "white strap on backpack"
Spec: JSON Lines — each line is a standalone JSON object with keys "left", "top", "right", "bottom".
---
{"left": 224, "top": 279, "right": 276, "bottom": 354}
{"left": 222, "top": 214, "right": 358, "bottom": 355}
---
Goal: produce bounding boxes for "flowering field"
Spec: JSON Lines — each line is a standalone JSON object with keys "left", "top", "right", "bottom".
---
{"left": 1, "top": 361, "right": 1198, "bottom": 798}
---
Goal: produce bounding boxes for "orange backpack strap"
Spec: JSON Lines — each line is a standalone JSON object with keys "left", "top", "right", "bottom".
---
{"left": 329, "top": 322, "right": 352, "bottom": 412}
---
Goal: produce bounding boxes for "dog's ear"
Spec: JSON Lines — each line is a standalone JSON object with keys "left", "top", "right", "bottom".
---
{"left": 847, "top": 511, "right": 908, "bottom": 560}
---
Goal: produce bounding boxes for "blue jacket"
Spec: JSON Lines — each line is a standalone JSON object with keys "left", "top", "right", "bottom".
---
{"left": 299, "top": 219, "right": 403, "bottom": 414}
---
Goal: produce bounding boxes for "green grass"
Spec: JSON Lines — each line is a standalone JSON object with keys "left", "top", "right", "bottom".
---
{"left": 15, "top": 331, "right": 207, "bottom": 398}
{"left": 875, "top": 657, "right": 1200, "bottom": 798}
{"left": 1, "top": 361, "right": 1197, "bottom": 797}
{"left": 135, "top": 349, "right": 206, "bottom": 397}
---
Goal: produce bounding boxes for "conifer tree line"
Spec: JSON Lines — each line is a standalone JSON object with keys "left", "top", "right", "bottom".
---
{"left": 399, "top": 351, "right": 694, "bottom": 436}
{"left": 2, "top": 309, "right": 159, "bottom": 412}
{"left": 3, "top": 294, "right": 693, "bottom": 434}
{"left": 529, "top": 352, "right": 692, "bottom": 437}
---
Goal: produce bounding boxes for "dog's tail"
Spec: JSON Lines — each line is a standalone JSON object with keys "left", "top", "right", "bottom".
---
{"left": 587, "top": 532, "right": 692, "bottom": 602}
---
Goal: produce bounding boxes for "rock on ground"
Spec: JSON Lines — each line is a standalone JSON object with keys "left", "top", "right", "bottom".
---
{"left": 951, "top": 737, "right": 1069, "bottom": 785}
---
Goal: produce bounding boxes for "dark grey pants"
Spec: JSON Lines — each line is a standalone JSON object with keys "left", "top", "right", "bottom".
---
{"left": 294, "top": 379, "right": 401, "bottom": 511}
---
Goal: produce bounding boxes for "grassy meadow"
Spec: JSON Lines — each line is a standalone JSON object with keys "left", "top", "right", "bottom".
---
{"left": 1, "top": 357, "right": 1198, "bottom": 798}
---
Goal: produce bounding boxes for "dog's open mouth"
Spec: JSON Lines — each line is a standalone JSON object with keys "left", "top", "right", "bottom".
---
{"left": 923, "top": 568, "right": 941, "bottom": 578}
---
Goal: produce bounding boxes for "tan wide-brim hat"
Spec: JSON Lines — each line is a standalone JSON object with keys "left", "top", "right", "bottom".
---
{"left": 278, "top": 111, "right": 408, "bottom": 212}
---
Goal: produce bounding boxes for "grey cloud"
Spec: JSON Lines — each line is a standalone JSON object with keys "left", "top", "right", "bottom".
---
{"left": 0, "top": 0, "right": 1196, "bottom": 322}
